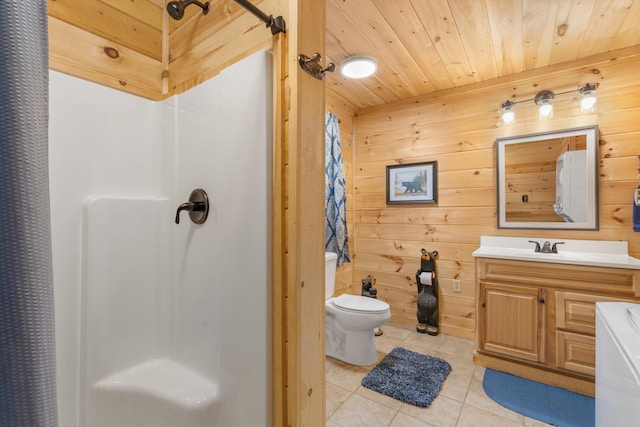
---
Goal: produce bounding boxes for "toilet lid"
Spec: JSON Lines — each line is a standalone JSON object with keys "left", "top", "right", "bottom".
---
{"left": 332, "top": 294, "right": 390, "bottom": 314}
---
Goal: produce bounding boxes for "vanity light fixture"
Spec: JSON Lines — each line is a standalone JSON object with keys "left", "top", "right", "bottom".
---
{"left": 500, "top": 100, "right": 515, "bottom": 124}
{"left": 535, "top": 90, "right": 554, "bottom": 119}
{"left": 499, "top": 83, "right": 599, "bottom": 124}
{"left": 579, "top": 83, "right": 597, "bottom": 112}
{"left": 340, "top": 56, "right": 377, "bottom": 79}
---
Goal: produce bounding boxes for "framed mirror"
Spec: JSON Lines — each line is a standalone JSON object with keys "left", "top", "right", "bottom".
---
{"left": 496, "top": 125, "right": 599, "bottom": 230}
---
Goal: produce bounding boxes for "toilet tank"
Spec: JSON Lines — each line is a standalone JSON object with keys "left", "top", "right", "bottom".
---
{"left": 325, "top": 252, "right": 338, "bottom": 299}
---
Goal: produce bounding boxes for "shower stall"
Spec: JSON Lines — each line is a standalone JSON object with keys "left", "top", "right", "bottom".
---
{"left": 49, "top": 51, "right": 272, "bottom": 426}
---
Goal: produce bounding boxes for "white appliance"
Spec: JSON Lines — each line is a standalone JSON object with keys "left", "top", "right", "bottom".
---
{"left": 595, "top": 302, "right": 640, "bottom": 426}
{"left": 553, "top": 150, "right": 587, "bottom": 223}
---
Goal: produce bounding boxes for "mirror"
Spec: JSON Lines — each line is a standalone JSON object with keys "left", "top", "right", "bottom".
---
{"left": 496, "top": 125, "right": 598, "bottom": 230}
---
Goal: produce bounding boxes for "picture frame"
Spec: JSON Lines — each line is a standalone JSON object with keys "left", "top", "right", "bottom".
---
{"left": 386, "top": 161, "right": 437, "bottom": 205}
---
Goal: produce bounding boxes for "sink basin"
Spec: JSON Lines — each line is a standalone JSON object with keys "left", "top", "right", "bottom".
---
{"left": 473, "top": 236, "right": 640, "bottom": 269}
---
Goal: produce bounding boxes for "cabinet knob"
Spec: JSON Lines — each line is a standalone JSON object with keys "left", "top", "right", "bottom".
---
{"left": 539, "top": 298, "right": 545, "bottom": 304}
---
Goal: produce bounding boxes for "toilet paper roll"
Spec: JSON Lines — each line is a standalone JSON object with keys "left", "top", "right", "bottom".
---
{"left": 419, "top": 272, "right": 433, "bottom": 286}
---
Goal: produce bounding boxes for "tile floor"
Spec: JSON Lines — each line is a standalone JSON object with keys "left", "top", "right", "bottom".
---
{"left": 326, "top": 323, "right": 554, "bottom": 427}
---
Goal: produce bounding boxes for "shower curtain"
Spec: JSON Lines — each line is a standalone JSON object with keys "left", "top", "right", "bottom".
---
{"left": 325, "top": 112, "right": 350, "bottom": 267}
{"left": 0, "top": 2, "right": 58, "bottom": 426}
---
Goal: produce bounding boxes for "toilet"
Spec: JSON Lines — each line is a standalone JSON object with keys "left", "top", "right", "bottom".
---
{"left": 325, "top": 252, "right": 391, "bottom": 366}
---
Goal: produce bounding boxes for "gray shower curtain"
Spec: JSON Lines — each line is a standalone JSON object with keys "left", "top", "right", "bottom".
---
{"left": 0, "top": 1, "right": 58, "bottom": 426}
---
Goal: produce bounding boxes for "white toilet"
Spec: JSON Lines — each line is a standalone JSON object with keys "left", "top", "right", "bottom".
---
{"left": 325, "top": 252, "right": 391, "bottom": 366}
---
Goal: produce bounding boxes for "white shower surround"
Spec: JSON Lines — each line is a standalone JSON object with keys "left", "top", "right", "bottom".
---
{"left": 49, "top": 51, "right": 272, "bottom": 426}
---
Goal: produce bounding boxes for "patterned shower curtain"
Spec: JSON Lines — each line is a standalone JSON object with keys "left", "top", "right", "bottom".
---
{"left": 325, "top": 112, "right": 350, "bottom": 267}
{"left": 0, "top": 1, "right": 58, "bottom": 425}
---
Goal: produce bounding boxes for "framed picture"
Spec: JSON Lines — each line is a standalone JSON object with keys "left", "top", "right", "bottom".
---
{"left": 386, "top": 161, "right": 437, "bottom": 205}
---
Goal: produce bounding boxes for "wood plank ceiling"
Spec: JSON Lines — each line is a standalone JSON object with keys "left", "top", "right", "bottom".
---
{"left": 49, "top": 0, "right": 640, "bottom": 109}
{"left": 325, "top": 0, "right": 640, "bottom": 111}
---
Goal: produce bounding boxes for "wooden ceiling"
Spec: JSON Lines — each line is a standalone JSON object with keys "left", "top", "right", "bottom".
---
{"left": 325, "top": 0, "right": 640, "bottom": 112}
{"left": 49, "top": 0, "right": 640, "bottom": 109}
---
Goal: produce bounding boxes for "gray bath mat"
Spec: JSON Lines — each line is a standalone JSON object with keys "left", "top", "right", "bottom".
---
{"left": 361, "top": 347, "right": 451, "bottom": 407}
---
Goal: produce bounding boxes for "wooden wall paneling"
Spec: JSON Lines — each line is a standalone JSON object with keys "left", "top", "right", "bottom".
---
{"left": 351, "top": 51, "right": 640, "bottom": 340}
{"left": 98, "top": 0, "right": 164, "bottom": 30}
{"left": 48, "top": 16, "right": 163, "bottom": 99}
{"left": 161, "top": 6, "right": 170, "bottom": 95}
{"left": 356, "top": 205, "right": 496, "bottom": 226}
{"left": 286, "top": 0, "right": 326, "bottom": 425}
{"left": 169, "top": 0, "right": 260, "bottom": 59}
{"left": 271, "top": 30, "right": 286, "bottom": 427}
{"left": 167, "top": 0, "right": 280, "bottom": 95}
{"left": 48, "top": 0, "right": 162, "bottom": 60}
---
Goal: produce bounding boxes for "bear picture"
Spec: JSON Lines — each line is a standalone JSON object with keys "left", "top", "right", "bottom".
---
{"left": 386, "top": 161, "right": 437, "bottom": 204}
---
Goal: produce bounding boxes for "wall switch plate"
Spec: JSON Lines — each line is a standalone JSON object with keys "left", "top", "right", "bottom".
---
{"left": 453, "top": 279, "right": 462, "bottom": 293}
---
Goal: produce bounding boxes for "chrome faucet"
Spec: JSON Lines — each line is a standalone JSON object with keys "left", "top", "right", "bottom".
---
{"left": 528, "top": 240, "right": 565, "bottom": 254}
{"left": 528, "top": 240, "right": 541, "bottom": 252}
{"left": 551, "top": 241, "right": 565, "bottom": 253}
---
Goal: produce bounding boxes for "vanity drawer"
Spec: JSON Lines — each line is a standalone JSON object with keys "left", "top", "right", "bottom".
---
{"left": 556, "top": 331, "right": 595, "bottom": 376}
{"left": 555, "top": 291, "right": 632, "bottom": 335}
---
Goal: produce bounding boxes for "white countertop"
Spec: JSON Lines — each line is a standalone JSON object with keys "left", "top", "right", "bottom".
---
{"left": 473, "top": 236, "right": 640, "bottom": 270}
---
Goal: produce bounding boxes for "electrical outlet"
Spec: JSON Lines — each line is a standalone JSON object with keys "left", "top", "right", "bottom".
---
{"left": 453, "top": 279, "right": 462, "bottom": 293}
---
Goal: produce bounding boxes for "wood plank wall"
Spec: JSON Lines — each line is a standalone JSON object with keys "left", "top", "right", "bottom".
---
{"left": 351, "top": 47, "right": 640, "bottom": 340}
{"left": 48, "top": 0, "right": 280, "bottom": 99}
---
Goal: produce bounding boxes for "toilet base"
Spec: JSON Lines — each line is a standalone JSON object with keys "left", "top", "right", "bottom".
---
{"left": 326, "top": 326, "right": 378, "bottom": 366}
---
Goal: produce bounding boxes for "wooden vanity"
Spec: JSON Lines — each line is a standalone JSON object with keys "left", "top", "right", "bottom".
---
{"left": 473, "top": 237, "right": 640, "bottom": 397}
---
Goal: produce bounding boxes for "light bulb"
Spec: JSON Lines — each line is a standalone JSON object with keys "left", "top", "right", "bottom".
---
{"left": 502, "top": 110, "right": 515, "bottom": 124}
{"left": 579, "top": 84, "right": 597, "bottom": 112}
{"left": 539, "top": 103, "right": 553, "bottom": 119}
{"left": 535, "top": 90, "right": 555, "bottom": 120}
{"left": 501, "top": 100, "right": 515, "bottom": 124}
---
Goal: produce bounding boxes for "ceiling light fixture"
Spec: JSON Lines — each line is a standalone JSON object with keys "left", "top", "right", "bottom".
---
{"left": 340, "top": 56, "right": 377, "bottom": 79}
{"left": 499, "top": 83, "right": 599, "bottom": 124}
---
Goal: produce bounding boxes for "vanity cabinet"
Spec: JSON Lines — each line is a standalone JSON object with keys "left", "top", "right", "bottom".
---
{"left": 479, "top": 283, "right": 545, "bottom": 363}
{"left": 475, "top": 257, "right": 640, "bottom": 397}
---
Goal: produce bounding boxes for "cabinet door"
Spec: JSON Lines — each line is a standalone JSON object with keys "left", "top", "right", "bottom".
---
{"left": 556, "top": 331, "right": 595, "bottom": 376}
{"left": 479, "top": 282, "right": 545, "bottom": 363}
{"left": 556, "top": 291, "right": 635, "bottom": 335}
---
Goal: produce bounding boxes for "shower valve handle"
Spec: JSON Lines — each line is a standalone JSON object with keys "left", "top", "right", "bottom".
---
{"left": 175, "top": 189, "right": 209, "bottom": 225}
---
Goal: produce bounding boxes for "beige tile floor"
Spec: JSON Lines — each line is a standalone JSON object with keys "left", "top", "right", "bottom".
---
{"left": 326, "top": 323, "right": 554, "bottom": 427}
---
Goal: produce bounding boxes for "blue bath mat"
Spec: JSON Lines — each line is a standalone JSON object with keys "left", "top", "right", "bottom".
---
{"left": 361, "top": 347, "right": 451, "bottom": 407}
{"left": 483, "top": 368, "right": 594, "bottom": 427}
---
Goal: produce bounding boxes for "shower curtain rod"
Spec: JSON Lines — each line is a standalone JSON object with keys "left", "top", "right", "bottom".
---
{"left": 234, "top": 0, "right": 286, "bottom": 35}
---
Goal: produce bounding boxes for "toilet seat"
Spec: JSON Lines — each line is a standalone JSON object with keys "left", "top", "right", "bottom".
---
{"left": 331, "top": 294, "right": 389, "bottom": 314}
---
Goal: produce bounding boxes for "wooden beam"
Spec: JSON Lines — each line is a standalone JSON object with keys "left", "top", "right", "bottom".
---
{"left": 286, "top": 0, "right": 326, "bottom": 425}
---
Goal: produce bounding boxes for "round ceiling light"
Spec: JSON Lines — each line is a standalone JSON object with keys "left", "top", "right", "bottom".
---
{"left": 340, "top": 56, "right": 377, "bottom": 79}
